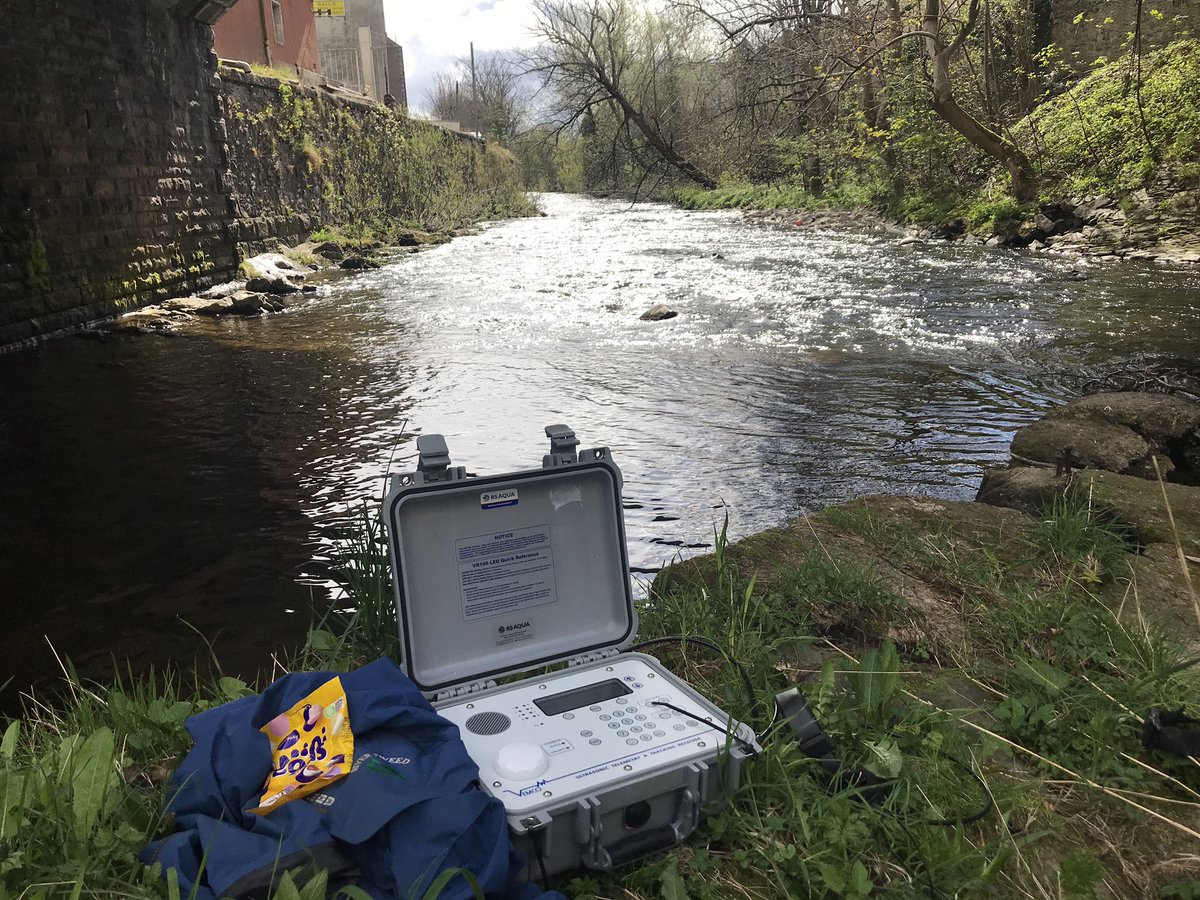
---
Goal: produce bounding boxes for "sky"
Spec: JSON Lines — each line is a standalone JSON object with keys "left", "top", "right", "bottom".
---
{"left": 382, "top": 0, "right": 540, "bottom": 115}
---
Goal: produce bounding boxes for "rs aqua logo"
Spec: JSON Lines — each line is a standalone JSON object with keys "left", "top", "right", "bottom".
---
{"left": 481, "top": 489, "right": 518, "bottom": 508}
{"left": 499, "top": 621, "right": 531, "bottom": 634}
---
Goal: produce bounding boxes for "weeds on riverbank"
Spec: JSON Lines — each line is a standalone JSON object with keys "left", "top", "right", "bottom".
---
{"left": 3, "top": 492, "right": 1198, "bottom": 898}
{"left": 675, "top": 41, "right": 1200, "bottom": 245}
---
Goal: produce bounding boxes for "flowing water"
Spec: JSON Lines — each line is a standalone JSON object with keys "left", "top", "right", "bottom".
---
{"left": 2, "top": 193, "right": 1198, "bottom": 706}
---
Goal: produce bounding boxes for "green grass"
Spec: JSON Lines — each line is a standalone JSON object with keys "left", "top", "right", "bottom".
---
{"left": 247, "top": 63, "right": 302, "bottom": 83}
{"left": 5, "top": 495, "right": 1200, "bottom": 898}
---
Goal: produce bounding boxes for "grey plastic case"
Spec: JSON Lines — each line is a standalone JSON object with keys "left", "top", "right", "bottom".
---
{"left": 384, "top": 442, "right": 636, "bottom": 695}
{"left": 382, "top": 428, "right": 757, "bottom": 879}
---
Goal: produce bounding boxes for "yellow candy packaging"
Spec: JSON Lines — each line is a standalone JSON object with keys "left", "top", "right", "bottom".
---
{"left": 249, "top": 676, "right": 353, "bottom": 814}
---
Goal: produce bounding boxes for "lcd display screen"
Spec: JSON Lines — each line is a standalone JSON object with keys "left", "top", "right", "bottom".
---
{"left": 534, "top": 678, "right": 632, "bottom": 716}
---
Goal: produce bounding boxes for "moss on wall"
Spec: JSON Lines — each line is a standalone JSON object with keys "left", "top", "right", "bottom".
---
{"left": 221, "top": 70, "right": 534, "bottom": 252}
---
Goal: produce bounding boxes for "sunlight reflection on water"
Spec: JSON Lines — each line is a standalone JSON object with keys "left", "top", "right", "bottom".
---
{"left": 2, "top": 192, "right": 1198, "bottom": 701}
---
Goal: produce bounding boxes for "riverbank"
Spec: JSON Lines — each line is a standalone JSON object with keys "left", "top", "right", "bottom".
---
{"left": 5, "top": 387, "right": 1199, "bottom": 897}
{"left": 680, "top": 186, "right": 1200, "bottom": 267}
{"left": 677, "top": 41, "right": 1200, "bottom": 267}
{"left": 93, "top": 226, "right": 469, "bottom": 336}
{"left": 647, "top": 387, "right": 1200, "bottom": 898}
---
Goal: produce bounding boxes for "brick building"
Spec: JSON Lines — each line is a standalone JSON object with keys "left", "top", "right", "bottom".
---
{"left": 213, "top": 0, "right": 320, "bottom": 74}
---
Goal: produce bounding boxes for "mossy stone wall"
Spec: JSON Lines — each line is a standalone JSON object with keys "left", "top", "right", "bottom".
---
{"left": 0, "top": 9, "right": 524, "bottom": 351}
{"left": 220, "top": 70, "right": 512, "bottom": 256}
{"left": 1048, "top": 0, "right": 1195, "bottom": 71}
{"left": 0, "top": 4, "right": 236, "bottom": 348}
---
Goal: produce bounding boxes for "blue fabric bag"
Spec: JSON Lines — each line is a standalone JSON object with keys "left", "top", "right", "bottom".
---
{"left": 142, "top": 658, "right": 563, "bottom": 900}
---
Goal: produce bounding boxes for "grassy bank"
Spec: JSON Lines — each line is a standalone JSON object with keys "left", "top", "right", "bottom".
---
{"left": 678, "top": 40, "right": 1200, "bottom": 238}
{"left": 4, "top": 494, "right": 1199, "bottom": 897}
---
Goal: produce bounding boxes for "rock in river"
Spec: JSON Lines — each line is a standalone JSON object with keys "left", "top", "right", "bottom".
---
{"left": 639, "top": 304, "right": 678, "bottom": 321}
{"left": 161, "top": 296, "right": 233, "bottom": 316}
{"left": 245, "top": 276, "right": 300, "bottom": 296}
{"left": 340, "top": 255, "right": 380, "bottom": 270}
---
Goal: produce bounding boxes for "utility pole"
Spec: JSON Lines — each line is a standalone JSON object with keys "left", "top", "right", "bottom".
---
{"left": 469, "top": 41, "right": 477, "bottom": 135}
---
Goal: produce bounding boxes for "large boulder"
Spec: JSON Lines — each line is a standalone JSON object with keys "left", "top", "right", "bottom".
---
{"left": 197, "top": 281, "right": 243, "bottom": 300}
{"left": 340, "top": 255, "right": 380, "bottom": 270}
{"left": 977, "top": 465, "right": 1200, "bottom": 555}
{"left": 293, "top": 240, "right": 343, "bottom": 262}
{"left": 242, "top": 252, "right": 306, "bottom": 283}
{"left": 1009, "top": 392, "right": 1200, "bottom": 482}
{"left": 227, "top": 290, "right": 276, "bottom": 315}
{"left": 655, "top": 495, "right": 1036, "bottom": 655}
{"left": 161, "top": 296, "right": 233, "bottom": 316}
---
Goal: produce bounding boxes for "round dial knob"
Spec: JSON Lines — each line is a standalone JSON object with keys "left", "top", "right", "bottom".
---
{"left": 494, "top": 743, "right": 550, "bottom": 780}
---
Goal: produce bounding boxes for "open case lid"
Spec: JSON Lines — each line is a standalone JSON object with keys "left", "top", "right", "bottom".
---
{"left": 382, "top": 426, "right": 638, "bottom": 697}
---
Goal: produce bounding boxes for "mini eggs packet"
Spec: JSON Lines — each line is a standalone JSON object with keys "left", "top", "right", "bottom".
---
{"left": 249, "top": 676, "right": 353, "bottom": 815}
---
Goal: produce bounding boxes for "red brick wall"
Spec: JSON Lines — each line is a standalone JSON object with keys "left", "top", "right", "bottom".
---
{"left": 213, "top": 0, "right": 320, "bottom": 73}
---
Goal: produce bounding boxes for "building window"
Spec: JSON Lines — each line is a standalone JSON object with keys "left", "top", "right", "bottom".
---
{"left": 272, "top": 0, "right": 285, "bottom": 44}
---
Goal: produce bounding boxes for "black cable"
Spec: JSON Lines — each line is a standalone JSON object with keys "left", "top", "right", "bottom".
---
{"left": 879, "top": 730, "right": 993, "bottom": 828}
{"left": 530, "top": 829, "right": 550, "bottom": 885}
{"left": 629, "top": 635, "right": 762, "bottom": 726}
{"left": 647, "top": 699, "right": 760, "bottom": 757}
{"left": 890, "top": 812, "right": 943, "bottom": 900}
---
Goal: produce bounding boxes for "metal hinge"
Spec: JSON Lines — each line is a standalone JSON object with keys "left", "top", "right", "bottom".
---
{"left": 567, "top": 648, "right": 621, "bottom": 668}
{"left": 433, "top": 679, "right": 498, "bottom": 702}
{"left": 413, "top": 434, "right": 467, "bottom": 484}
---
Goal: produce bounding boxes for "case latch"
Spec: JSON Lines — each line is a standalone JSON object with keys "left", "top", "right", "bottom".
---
{"left": 414, "top": 434, "right": 466, "bottom": 484}
{"left": 542, "top": 424, "right": 580, "bottom": 467}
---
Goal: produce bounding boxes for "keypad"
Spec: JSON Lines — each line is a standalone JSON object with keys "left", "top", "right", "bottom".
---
{"left": 446, "top": 664, "right": 734, "bottom": 795}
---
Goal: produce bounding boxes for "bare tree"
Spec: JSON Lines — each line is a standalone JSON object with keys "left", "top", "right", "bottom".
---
{"left": 527, "top": 0, "right": 720, "bottom": 188}
{"left": 921, "top": 0, "right": 1038, "bottom": 199}
{"left": 427, "top": 52, "right": 529, "bottom": 142}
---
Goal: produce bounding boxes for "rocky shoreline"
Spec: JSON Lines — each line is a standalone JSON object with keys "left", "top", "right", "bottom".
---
{"left": 657, "top": 386, "right": 1200, "bottom": 647}
{"left": 741, "top": 185, "right": 1200, "bottom": 266}
{"left": 94, "top": 229, "right": 452, "bottom": 337}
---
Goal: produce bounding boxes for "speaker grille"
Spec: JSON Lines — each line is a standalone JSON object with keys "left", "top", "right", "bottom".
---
{"left": 466, "top": 711, "right": 512, "bottom": 736}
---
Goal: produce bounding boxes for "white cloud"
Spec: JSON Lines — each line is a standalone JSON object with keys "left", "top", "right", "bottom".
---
{"left": 382, "top": 0, "right": 540, "bottom": 113}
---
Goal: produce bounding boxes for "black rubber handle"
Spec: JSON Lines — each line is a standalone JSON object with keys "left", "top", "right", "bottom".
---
{"left": 605, "top": 825, "right": 678, "bottom": 867}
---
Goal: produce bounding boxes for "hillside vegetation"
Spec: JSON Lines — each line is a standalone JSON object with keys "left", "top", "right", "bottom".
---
{"left": 1022, "top": 39, "right": 1200, "bottom": 198}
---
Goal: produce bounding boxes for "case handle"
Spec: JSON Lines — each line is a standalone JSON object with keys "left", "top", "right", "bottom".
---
{"left": 604, "top": 825, "right": 679, "bottom": 868}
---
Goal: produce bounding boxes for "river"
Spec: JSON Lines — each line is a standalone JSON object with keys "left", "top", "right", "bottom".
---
{"left": 2, "top": 193, "right": 1198, "bottom": 707}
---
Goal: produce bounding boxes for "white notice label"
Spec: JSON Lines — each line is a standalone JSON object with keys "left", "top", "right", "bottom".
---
{"left": 456, "top": 525, "right": 559, "bottom": 622}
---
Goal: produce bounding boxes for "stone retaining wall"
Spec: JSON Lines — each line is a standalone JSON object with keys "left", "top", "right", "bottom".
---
{"left": 1047, "top": 0, "right": 1195, "bottom": 70}
{"left": 0, "top": 4, "right": 498, "bottom": 351}
{"left": 220, "top": 70, "right": 486, "bottom": 258}
{"left": 0, "top": 4, "right": 236, "bottom": 348}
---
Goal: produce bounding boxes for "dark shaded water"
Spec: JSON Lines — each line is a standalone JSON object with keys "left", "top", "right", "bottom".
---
{"left": 2, "top": 193, "right": 1198, "bottom": 708}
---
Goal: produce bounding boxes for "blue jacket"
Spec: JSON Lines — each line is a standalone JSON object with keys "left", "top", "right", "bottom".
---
{"left": 142, "top": 659, "right": 563, "bottom": 900}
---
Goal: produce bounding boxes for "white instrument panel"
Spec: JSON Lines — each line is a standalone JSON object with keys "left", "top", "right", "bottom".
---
{"left": 437, "top": 654, "right": 742, "bottom": 815}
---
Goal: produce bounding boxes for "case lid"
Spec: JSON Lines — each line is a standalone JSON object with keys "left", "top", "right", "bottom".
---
{"left": 382, "top": 428, "right": 637, "bottom": 696}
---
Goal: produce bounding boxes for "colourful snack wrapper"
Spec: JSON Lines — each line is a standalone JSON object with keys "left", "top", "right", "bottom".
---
{"left": 249, "top": 676, "right": 353, "bottom": 814}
